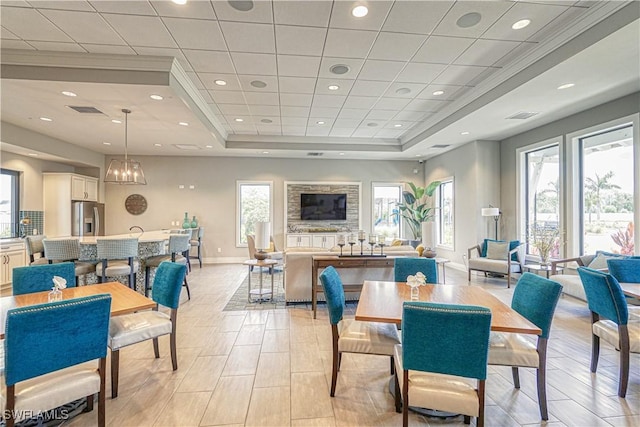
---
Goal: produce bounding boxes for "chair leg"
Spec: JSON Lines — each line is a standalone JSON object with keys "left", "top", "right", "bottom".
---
{"left": 464, "top": 416, "right": 471, "bottom": 424}
{"left": 85, "top": 394, "right": 94, "bottom": 412}
{"left": 478, "top": 379, "right": 485, "bottom": 427}
{"left": 183, "top": 277, "right": 191, "bottom": 300}
{"left": 507, "top": 271, "right": 511, "bottom": 288}
{"left": 170, "top": 311, "right": 179, "bottom": 371}
{"left": 537, "top": 339, "right": 549, "bottom": 420}
{"left": 618, "top": 325, "right": 630, "bottom": 398}
{"left": 590, "top": 313, "right": 600, "bottom": 373}
{"left": 390, "top": 356, "right": 395, "bottom": 375}
{"left": 98, "top": 357, "right": 106, "bottom": 427}
{"left": 111, "top": 349, "right": 120, "bottom": 399}
{"left": 394, "top": 372, "right": 402, "bottom": 413}
{"left": 402, "top": 370, "right": 409, "bottom": 427}
{"left": 153, "top": 337, "right": 160, "bottom": 358}
{"left": 144, "top": 266, "right": 152, "bottom": 297}
{"left": 330, "top": 325, "right": 339, "bottom": 397}
{"left": 511, "top": 367, "right": 520, "bottom": 388}
{"left": 198, "top": 245, "right": 202, "bottom": 268}
{"left": 468, "top": 268, "right": 471, "bottom": 282}
{"left": 6, "top": 385, "right": 15, "bottom": 427}
{"left": 337, "top": 352, "right": 342, "bottom": 371}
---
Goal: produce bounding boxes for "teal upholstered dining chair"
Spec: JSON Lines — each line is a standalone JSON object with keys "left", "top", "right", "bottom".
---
{"left": 393, "top": 257, "right": 437, "bottom": 284}
{"left": 108, "top": 262, "right": 187, "bottom": 398}
{"left": 319, "top": 266, "right": 400, "bottom": 397}
{"left": 4, "top": 294, "right": 112, "bottom": 427}
{"left": 607, "top": 258, "right": 640, "bottom": 283}
{"left": 12, "top": 262, "right": 76, "bottom": 295}
{"left": 577, "top": 267, "right": 639, "bottom": 397}
{"left": 144, "top": 233, "right": 191, "bottom": 299}
{"left": 488, "top": 272, "right": 562, "bottom": 420}
{"left": 43, "top": 238, "right": 96, "bottom": 286}
{"left": 394, "top": 302, "right": 492, "bottom": 427}
{"left": 96, "top": 238, "right": 139, "bottom": 289}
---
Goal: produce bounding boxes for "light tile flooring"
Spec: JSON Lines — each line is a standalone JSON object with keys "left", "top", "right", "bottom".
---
{"left": 66, "top": 264, "right": 639, "bottom": 427}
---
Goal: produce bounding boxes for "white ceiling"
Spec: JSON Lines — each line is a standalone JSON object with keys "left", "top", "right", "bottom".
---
{"left": 1, "top": 0, "right": 638, "bottom": 163}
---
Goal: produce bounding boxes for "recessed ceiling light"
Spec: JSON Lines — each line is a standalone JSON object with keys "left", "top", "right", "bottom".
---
{"left": 512, "top": 19, "right": 531, "bottom": 30}
{"left": 328, "top": 85, "right": 340, "bottom": 91}
{"left": 395, "top": 88, "right": 411, "bottom": 95}
{"left": 262, "top": 151, "right": 270, "bottom": 154}
{"left": 330, "top": 64, "right": 350, "bottom": 75}
{"left": 250, "top": 80, "right": 267, "bottom": 88}
{"left": 61, "top": 91, "right": 76, "bottom": 97}
{"left": 150, "top": 94, "right": 163, "bottom": 100}
{"left": 234, "top": 118, "right": 244, "bottom": 122}
{"left": 214, "top": 80, "right": 227, "bottom": 86}
{"left": 352, "top": 5, "right": 368, "bottom": 18}
{"left": 172, "top": 0, "right": 187, "bottom": 4}
{"left": 456, "top": 12, "right": 481, "bottom": 28}
{"left": 432, "top": 90, "right": 445, "bottom": 96}
{"left": 461, "top": 131, "right": 470, "bottom": 135}
{"left": 415, "top": 154, "right": 421, "bottom": 157}
{"left": 229, "top": 0, "right": 253, "bottom": 11}
{"left": 394, "top": 124, "right": 403, "bottom": 128}
{"left": 27, "top": 153, "right": 38, "bottom": 157}
{"left": 103, "top": 142, "right": 111, "bottom": 146}
{"left": 179, "top": 122, "right": 189, "bottom": 126}
{"left": 557, "top": 83, "right": 575, "bottom": 90}
{"left": 260, "top": 119, "right": 273, "bottom": 124}
{"left": 39, "top": 117, "right": 52, "bottom": 122}
{"left": 153, "top": 143, "right": 162, "bottom": 147}
{"left": 316, "top": 121, "right": 325, "bottom": 125}
{"left": 339, "top": 152, "right": 345, "bottom": 156}
{"left": 111, "top": 119, "right": 121, "bottom": 124}
{"left": 205, "top": 145, "right": 213, "bottom": 148}
{"left": 367, "top": 122, "right": 378, "bottom": 127}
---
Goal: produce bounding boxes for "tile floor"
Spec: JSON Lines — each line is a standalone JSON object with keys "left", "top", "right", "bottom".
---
{"left": 65, "top": 264, "right": 639, "bottom": 427}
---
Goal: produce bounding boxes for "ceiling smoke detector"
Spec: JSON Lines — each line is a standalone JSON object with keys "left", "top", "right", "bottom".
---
{"left": 330, "top": 64, "right": 350, "bottom": 75}
{"left": 431, "top": 144, "right": 450, "bottom": 149}
{"left": 506, "top": 111, "right": 539, "bottom": 120}
{"left": 228, "top": 0, "right": 253, "bottom": 11}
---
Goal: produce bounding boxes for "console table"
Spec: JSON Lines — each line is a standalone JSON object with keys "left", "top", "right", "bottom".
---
{"left": 311, "top": 255, "right": 396, "bottom": 319}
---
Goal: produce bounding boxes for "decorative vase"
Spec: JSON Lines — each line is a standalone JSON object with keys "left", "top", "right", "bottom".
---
{"left": 48, "top": 288, "right": 62, "bottom": 303}
{"left": 423, "top": 248, "right": 437, "bottom": 258}
{"left": 410, "top": 286, "right": 420, "bottom": 301}
{"left": 539, "top": 252, "right": 550, "bottom": 266}
{"left": 191, "top": 216, "right": 198, "bottom": 228}
{"left": 182, "top": 212, "right": 191, "bottom": 229}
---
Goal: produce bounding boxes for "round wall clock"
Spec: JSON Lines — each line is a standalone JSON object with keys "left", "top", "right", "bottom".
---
{"left": 125, "top": 194, "right": 147, "bottom": 215}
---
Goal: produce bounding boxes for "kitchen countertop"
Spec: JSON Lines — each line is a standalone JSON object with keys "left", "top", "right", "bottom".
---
{"left": 45, "top": 230, "right": 176, "bottom": 245}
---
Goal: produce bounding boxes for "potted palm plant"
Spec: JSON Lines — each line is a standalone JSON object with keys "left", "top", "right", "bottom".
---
{"left": 396, "top": 181, "right": 441, "bottom": 248}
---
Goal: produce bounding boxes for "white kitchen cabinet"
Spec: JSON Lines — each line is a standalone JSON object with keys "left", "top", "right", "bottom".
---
{"left": 71, "top": 174, "right": 98, "bottom": 201}
{"left": 286, "top": 233, "right": 337, "bottom": 248}
{"left": 312, "top": 235, "right": 336, "bottom": 248}
{"left": 286, "top": 234, "right": 312, "bottom": 248}
{"left": 44, "top": 173, "right": 100, "bottom": 236}
{"left": 0, "top": 241, "right": 25, "bottom": 295}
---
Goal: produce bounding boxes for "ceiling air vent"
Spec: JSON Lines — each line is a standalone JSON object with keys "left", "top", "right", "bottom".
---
{"left": 506, "top": 111, "right": 539, "bottom": 120}
{"left": 173, "top": 144, "right": 200, "bottom": 150}
{"left": 432, "top": 144, "right": 450, "bottom": 149}
{"left": 307, "top": 152, "right": 324, "bottom": 157}
{"left": 67, "top": 106, "right": 104, "bottom": 114}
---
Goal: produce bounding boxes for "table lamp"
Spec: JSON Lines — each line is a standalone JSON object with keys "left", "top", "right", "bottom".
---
{"left": 481, "top": 207, "right": 501, "bottom": 240}
{"left": 254, "top": 221, "right": 270, "bottom": 260}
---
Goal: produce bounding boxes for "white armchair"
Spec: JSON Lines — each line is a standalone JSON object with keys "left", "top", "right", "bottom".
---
{"left": 467, "top": 239, "right": 524, "bottom": 288}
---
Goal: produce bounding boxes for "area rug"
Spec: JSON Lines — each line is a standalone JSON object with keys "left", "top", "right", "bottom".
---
{"left": 224, "top": 268, "right": 286, "bottom": 311}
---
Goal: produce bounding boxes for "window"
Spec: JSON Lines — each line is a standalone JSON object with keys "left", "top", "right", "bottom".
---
{"left": 436, "top": 179, "right": 454, "bottom": 248}
{"left": 525, "top": 144, "right": 560, "bottom": 256}
{"left": 237, "top": 181, "right": 272, "bottom": 246}
{"left": 579, "top": 124, "right": 634, "bottom": 254}
{"left": 372, "top": 183, "right": 402, "bottom": 241}
{"left": 1, "top": 169, "right": 20, "bottom": 238}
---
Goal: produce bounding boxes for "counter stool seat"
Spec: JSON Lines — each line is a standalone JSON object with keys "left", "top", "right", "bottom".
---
{"left": 144, "top": 234, "right": 191, "bottom": 300}
{"left": 43, "top": 238, "right": 97, "bottom": 286}
{"left": 96, "top": 260, "right": 140, "bottom": 277}
{"left": 96, "top": 238, "right": 139, "bottom": 289}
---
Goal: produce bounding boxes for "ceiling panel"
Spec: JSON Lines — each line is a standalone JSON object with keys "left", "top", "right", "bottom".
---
{"left": 1, "top": 7, "right": 74, "bottom": 42}
{"left": 219, "top": 21, "right": 275, "bottom": 53}
{"left": 162, "top": 17, "right": 226, "bottom": 50}
{"left": 102, "top": 13, "right": 177, "bottom": 48}
{"left": 323, "top": 29, "right": 377, "bottom": 58}
{"left": 41, "top": 10, "right": 126, "bottom": 45}
{"left": 275, "top": 25, "right": 327, "bottom": 56}
{"left": 329, "top": 1, "right": 393, "bottom": 31}
{"left": 211, "top": 0, "right": 273, "bottom": 24}
{"left": 182, "top": 49, "right": 235, "bottom": 73}
{"left": 382, "top": 1, "right": 453, "bottom": 34}
{"left": 150, "top": 0, "right": 217, "bottom": 19}
{"left": 368, "top": 32, "right": 426, "bottom": 61}
{"left": 277, "top": 55, "right": 321, "bottom": 77}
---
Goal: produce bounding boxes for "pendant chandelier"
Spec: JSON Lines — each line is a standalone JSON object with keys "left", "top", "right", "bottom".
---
{"left": 104, "top": 108, "right": 147, "bottom": 185}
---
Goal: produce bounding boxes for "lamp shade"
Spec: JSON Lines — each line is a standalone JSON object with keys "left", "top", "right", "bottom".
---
{"left": 254, "top": 221, "right": 270, "bottom": 250}
{"left": 481, "top": 207, "right": 500, "bottom": 217}
{"left": 104, "top": 109, "right": 147, "bottom": 185}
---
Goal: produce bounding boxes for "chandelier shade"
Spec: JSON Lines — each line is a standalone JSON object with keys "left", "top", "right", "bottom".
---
{"left": 104, "top": 109, "right": 147, "bottom": 185}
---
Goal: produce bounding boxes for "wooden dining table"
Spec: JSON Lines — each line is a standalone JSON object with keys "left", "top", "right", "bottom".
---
{"left": 620, "top": 282, "right": 640, "bottom": 299}
{"left": 355, "top": 281, "right": 542, "bottom": 335}
{"left": 0, "top": 282, "right": 156, "bottom": 339}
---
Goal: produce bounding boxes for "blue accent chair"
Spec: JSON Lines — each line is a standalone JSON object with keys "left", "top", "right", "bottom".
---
{"left": 4, "top": 294, "right": 112, "bottom": 427}
{"left": 394, "top": 302, "right": 492, "bottom": 427}
{"left": 108, "top": 262, "right": 187, "bottom": 398}
{"left": 488, "top": 272, "right": 562, "bottom": 420}
{"left": 577, "top": 267, "right": 639, "bottom": 397}
{"left": 607, "top": 258, "right": 640, "bottom": 283}
{"left": 319, "top": 266, "right": 400, "bottom": 397}
{"left": 12, "top": 262, "right": 76, "bottom": 295}
{"left": 393, "top": 257, "right": 437, "bottom": 284}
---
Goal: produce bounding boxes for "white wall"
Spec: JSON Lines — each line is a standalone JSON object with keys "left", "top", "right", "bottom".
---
{"left": 424, "top": 140, "right": 501, "bottom": 266}
{"left": 103, "top": 155, "right": 422, "bottom": 262}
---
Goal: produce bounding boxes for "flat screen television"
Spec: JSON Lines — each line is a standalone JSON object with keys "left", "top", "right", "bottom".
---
{"left": 300, "top": 193, "right": 347, "bottom": 220}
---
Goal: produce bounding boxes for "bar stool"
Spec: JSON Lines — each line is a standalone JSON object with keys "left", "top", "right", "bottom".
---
{"left": 169, "top": 229, "right": 192, "bottom": 271}
{"left": 189, "top": 227, "right": 204, "bottom": 268}
{"left": 25, "top": 235, "right": 48, "bottom": 265}
{"left": 96, "top": 238, "right": 139, "bottom": 289}
{"left": 43, "top": 238, "right": 96, "bottom": 286}
{"left": 144, "top": 234, "right": 191, "bottom": 299}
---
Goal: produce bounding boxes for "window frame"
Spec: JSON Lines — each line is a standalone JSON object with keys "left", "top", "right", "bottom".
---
{"left": 370, "top": 182, "right": 403, "bottom": 242}
{"left": 1, "top": 169, "right": 20, "bottom": 239}
{"left": 435, "top": 178, "right": 454, "bottom": 250}
{"left": 236, "top": 180, "right": 273, "bottom": 247}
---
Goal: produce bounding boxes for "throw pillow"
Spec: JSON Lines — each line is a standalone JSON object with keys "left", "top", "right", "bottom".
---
{"left": 391, "top": 239, "right": 403, "bottom": 246}
{"left": 481, "top": 239, "right": 520, "bottom": 261}
{"left": 415, "top": 244, "right": 425, "bottom": 257}
{"left": 588, "top": 251, "right": 627, "bottom": 270}
{"left": 486, "top": 241, "right": 509, "bottom": 260}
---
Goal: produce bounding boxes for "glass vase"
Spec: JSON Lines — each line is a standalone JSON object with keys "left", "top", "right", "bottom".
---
{"left": 182, "top": 212, "right": 191, "bottom": 229}
{"left": 410, "top": 286, "right": 420, "bottom": 301}
{"left": 191, "top": 216, "right": 198, "bottom": 228}
{"left": 48, "top": 288, "right": 62, "bottom": 303}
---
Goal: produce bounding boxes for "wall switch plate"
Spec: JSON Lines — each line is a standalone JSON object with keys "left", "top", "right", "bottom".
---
{"left": 178, "top": 185, "right": 185, "bottom": 189}
{"left": 217, "top": 247, "right": 221, "bottom": 253}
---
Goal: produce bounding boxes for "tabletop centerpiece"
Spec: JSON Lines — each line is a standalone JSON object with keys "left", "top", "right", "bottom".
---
{"left": 407, "top": 272, "right": 427, "bottom": 300}
{"left": 48, "top": 275, "right": 67, "bottom": 302}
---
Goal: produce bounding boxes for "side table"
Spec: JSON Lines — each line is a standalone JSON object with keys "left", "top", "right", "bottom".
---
{"left": 243, "top": 259, "right": 278, "bottom": 303}
{"left": 434, "top": 257, "right": 450, "bottom": 283}
{"left": 524, "top": 263, "right": 562, "bottom": 279}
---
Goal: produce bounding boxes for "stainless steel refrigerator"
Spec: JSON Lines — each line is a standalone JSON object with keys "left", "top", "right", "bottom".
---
{"left": 72, "top": 201, "right": 105, "bottom": 236}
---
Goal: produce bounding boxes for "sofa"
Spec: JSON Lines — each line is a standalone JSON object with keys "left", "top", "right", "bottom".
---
{"left": 549, "top": 251, "right": 630, "bottom": 301}
{"left": 283, "top": 245, "right": 419, "bottom": 303}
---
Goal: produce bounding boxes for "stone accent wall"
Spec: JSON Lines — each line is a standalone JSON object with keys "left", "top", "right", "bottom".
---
{"left": 287, "top": 183, "right": 359, "bottom": 232}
